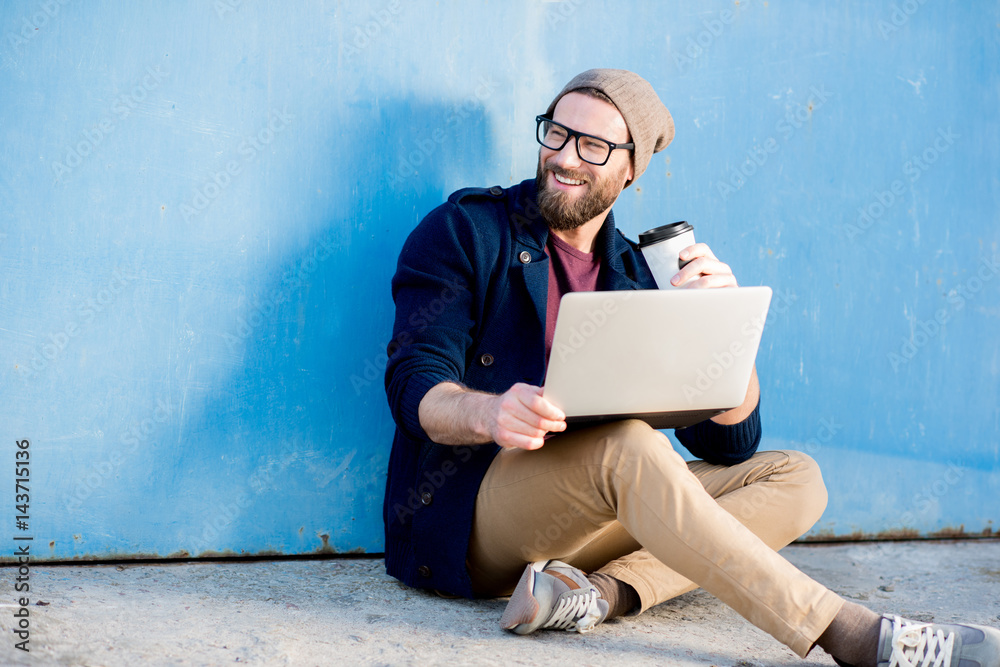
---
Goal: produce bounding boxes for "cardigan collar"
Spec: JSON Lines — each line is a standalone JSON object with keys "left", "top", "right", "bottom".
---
{"left": 511, "top": 178, "right": 640, "bottom": 290}
{"left": 510, "top": 179, "right": 643, "bottom": 335}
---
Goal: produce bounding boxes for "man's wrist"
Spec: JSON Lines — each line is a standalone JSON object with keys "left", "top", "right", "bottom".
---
{"left": 465, "top": 390, "right": 495, "bottom": 442}
{"left": 711, "top": 365, "right": 759, "bottom": 425}
{"left": 419, "top": 381, "right": 496, "bottom": 445}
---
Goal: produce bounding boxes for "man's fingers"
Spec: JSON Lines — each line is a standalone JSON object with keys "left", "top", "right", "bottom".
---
{"left": 523, "top": 397, "right": 567, "bottom": 435}
{"left": 491, "top": 384, "right": 567, "bottom": 448}
{"left": 502, "top": 401, "right": 566, "bottom": 436}
{"left": 684, "top": 272, "right": 739, "bottom": 289}
{"left": 519, "top": 388, "right": 566, "bottom": 421}
{"left": 499, "top": 432, "right": 547, "bottom": 451}
{"left": 493, "top": 420, "right": 549, "bottom": 450}
{"left": 679, "top": 242, "right": 717, "bottom": 262}
{"left": 673, "top": 256, "right": 737, "bottom": 288}
{"left": 507, "top": 382, "right": 566, "bottom": 429}
{"left": 671, "top": 256, "right": 707, "bottom": 286}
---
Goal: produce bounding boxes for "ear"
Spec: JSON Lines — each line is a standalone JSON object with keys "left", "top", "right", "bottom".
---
{"left": 623, "top": 158, "right": 635, "bottom": 187}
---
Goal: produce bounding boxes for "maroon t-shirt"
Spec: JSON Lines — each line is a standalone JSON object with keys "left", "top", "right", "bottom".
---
{"left": 544, "top": 232, "right": 604, "bottom": 369}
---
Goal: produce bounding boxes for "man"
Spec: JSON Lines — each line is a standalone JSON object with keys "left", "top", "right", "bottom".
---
{"left": 383, "top": 69, "right": 999, "bottom": 666}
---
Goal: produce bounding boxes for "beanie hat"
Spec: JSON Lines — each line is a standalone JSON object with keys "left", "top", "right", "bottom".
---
{"left": 544, "top": 68, "right": 674, "bottom": 186}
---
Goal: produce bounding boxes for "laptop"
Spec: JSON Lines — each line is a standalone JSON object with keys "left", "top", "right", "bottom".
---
{"left": 542, "top": 286, "right": 772, "bottom": 430}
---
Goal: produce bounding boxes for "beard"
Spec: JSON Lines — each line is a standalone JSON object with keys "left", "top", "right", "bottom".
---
{"left": 536, "top": 158, "right": 627, "bottom": 232}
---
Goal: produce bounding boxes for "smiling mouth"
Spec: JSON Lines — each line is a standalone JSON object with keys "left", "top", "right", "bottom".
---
{"left": 551, "top": 170, "right": 587, "bottom": 187}
{"left": 554, "top": 173, "right": 585, "bottom": 186}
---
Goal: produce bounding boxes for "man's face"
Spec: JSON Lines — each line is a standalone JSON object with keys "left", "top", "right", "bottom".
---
{"left": 536, "top": 92, "right": 634, "bottom": 232}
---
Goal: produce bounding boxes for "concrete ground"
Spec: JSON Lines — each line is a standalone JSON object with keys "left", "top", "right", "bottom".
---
{"left": 2, "top": 540, "right": 999, "bottom": 667}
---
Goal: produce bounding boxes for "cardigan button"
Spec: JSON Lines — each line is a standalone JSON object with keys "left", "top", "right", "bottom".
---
{"left": 489, "top": 185, "right": 503, "bottom": 196}
{"left": 418, "top": 565, "right": 432, "bottom": 578}
{"left": 519, "top": 251, "right": 532, "bottom": 264}
{"left": 420, "top": 492, "right": 433, "bottom": 506}
{"left": 479, "top": 353, "right": 494, "bottom": 367}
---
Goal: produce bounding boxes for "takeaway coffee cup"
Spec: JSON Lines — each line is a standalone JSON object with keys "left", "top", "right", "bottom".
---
{"left": 638, "top": 221, "right": 695, "bottom": 289}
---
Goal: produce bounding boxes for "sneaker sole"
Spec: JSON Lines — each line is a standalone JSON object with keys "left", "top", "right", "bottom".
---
{"left": 500, "top": 562, "right": 545, "bottom": 634}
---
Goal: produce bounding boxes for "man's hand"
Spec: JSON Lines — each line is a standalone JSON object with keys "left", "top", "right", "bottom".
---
{"left": 670, "top": 243, "right": 738, "bottom": 289}
{"left": 418, "top": 381, "right": 566, "bottom": 450}
{"left": 487, "top": 383, "right": 567, "bottom": 450}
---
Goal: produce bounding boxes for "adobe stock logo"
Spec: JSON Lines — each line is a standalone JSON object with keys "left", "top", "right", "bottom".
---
{"left": 716, "top": 85, "right": 832, "bottom": 201}
{"left": 383, "top": 76, "right": 499, "bottom": 189}
{"left": 679, "top": 287, "right": 798, "bottom": 404}
{"left": 180, "top": 107, "right": 294, "bottom": 222}
{"left": 5, "top": 0, "right": 72, "bottom": 54}
{"left": 16, "top": 251, "right": 145, "bottom": 383}
{"left": 876, "top": 0, "right": 930, "bottom": 39}
{"left": 52, "top": 63, "right": 170, "bottom": 182}
{"left": 545, "top": 0, "right": 584, "bottom": 29}
{"left": 550, "top": 294, "right": 633, "bottom": 364}
{"left": 895, "top": 462, "right": 965, "bottom": 528}
{"left": 390, "top": 445, "right": 480, "bottom": 524}
{"left": 672, "top": 0, "right": 754, "bottom": 73}
{"left": 520, "top": 505, "right": 587, "bottom": 561}
{"left": 352, "top": 278, "right": 467, "bottom": 395}
{"left": 340, "top": 0, "right": 403, "bottom": 59}
{"left": 214, "top": 0, "right": 244, "bottom": 19}
{"left": 64, "top": 396, "right": 175, "bottom": 511}
{"left": 221, "top": 231, "right": 339, "bottom": 354}
{"left": 887, "top": 254, "right": 1000, "bottom": 372}
{"left": 681, "top": 311, "right": 766, "bottom": 403}
{"left": 843, "top": 127, "right": 958, "bottom": 243}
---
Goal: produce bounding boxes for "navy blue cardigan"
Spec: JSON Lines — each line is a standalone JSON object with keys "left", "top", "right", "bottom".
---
{"left": 383, "top": 178, "right": 761, "bottom": 597}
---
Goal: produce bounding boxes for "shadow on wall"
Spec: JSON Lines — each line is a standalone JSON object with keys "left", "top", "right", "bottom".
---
{"left": 160, "top": 96, "right": 495, "bottom": 557}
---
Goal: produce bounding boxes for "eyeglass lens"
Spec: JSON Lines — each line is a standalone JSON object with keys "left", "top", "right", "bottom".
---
{"left": 538, "top": 119, "right": 612, "bottom": 165}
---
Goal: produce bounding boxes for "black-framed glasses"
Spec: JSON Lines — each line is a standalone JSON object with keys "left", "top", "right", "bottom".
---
{"left": 535, "top": 115, "right": 634, "bottom": 166}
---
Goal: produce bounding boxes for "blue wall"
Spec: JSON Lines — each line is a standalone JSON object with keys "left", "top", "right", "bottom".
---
{"left": 2, "top": 1, "right": 997, "bottom": 561}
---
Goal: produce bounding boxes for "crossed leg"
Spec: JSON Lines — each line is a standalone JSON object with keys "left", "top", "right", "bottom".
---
{"left": 466, "top": 419, "right": 843, "bottom": 658}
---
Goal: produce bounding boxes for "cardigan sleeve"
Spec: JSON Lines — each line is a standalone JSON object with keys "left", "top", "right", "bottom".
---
{"left": 383, "top": 201, "right": 487, "bottom": 443}
{"left": 673, "top": 397, "right": 761, "bottom": 465}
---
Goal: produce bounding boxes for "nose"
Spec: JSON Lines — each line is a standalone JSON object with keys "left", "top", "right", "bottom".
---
{"left": 549, "top": 138, "right": 583, "bottom": 169}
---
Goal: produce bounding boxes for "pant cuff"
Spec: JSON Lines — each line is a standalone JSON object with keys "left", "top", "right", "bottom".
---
{"left": 788, "top": 591, "right": 846, "bottom": 659}
{"left": 595, "top": 563, "right": 660, "bottom": 616}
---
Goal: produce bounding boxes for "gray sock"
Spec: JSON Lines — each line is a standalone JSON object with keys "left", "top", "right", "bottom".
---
{"left": 816, "top": 600, "right": 882, "bottom": 667}
{"left": 587, "top": 572, "right": 640, "bottom": 620}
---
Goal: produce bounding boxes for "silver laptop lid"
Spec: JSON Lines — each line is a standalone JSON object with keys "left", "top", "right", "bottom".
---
{"left": 542, "top": 287, "right": 772, "bottom": 429}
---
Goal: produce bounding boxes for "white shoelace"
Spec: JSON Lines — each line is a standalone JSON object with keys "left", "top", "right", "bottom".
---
{"left": 542, "top": 588, "right": 603, "bottom": 633}
{"left": 888, "top": 615, "right": 955, "bottom": 667}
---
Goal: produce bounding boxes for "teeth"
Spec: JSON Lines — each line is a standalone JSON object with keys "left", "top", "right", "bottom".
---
{"left": 554, "top": 173, "right": 585, "bottom": 186}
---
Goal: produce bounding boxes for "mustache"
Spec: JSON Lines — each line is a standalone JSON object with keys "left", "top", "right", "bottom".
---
{"left": 544, "top": 162, "right": 590, "bottom": 184}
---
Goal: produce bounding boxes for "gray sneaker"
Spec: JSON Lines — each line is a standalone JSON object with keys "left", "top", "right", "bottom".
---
{"left": 877, "top": 614, "right": 1000, "bottom": 666}
{"left": 499, "top": 560, "right": 609, "bottom": 635}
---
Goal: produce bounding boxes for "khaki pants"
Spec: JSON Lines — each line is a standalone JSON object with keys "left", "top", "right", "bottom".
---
{"left": 466, "top": 419, "right": 844, "bottom": 658}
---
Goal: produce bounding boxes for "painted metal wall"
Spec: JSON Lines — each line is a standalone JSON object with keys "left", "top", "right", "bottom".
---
{"left": 2, "top": 1, "right": 997, "bottom": 562}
